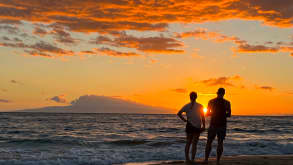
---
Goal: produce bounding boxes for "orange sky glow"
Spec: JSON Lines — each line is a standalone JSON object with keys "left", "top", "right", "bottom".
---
{"left": 0, "top": 0, "right": 293, "bottom": 115}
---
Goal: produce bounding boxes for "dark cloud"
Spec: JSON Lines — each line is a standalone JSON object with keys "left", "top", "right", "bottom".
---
{"left": 0, "top": 25, "right": 19, "bottom": 34}
{"left": 257, "top": 86, "right": 274, "bottom": 91}
{"left": 94, "top": 47, "right": 141, "bottom": 57}
{"left": 0, "top": 99, "right": 11, "bottom": 103}
{"left": 33, "top": 26, "right": 48, "bottom": 37}
{"left": 10, "top": 80, "right": 23, "bottom": 85}
{"left": 199, "top": 75, "right": 242, "bottom": 87}
{"left": 0, "top": 40, "right": 74, "bottom": 57}
{"left": 91, "top": 33, "right": 184, "bottom": 53}
{"left": 237, "top": 44, "right": 280, "bottom": 53}
{"left": 49, "top": 24, "right": 78, "bottom": 44}
{"left": 50, "top": 94, "right": 67, "bottom": 103}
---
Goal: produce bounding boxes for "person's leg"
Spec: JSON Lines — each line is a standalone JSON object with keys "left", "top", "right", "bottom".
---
{"left": 216, "top": 138, "right": 224, "bottom": 165}
{"left": 204, "top": 138, "right": 213, "bottom": 163}
{"left": 216, "top": 127, "right": 226, "bottom": 165}
{"left": 185, "top": 133, "right": 193, "bottom": 162}
{"left": 204, "top": 128, "right": 216, "bottom": 163}
{"left": 191, "top": 132, "right": 200, "bottom": 161}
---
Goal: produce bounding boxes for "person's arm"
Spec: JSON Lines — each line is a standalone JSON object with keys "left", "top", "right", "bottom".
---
{"left": 177, "top": 107, "right": 187, "bottom": 122}
{"left": 207, "top": 101, "right": 212, "bottom": 116}
{"left": 200, "top": 106, "right": 206, "bottom": 129}
{"left": 226, "top": 101, "right": 231, "bottom": 117}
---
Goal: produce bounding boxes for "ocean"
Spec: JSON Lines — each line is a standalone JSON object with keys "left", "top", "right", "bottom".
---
{"left": 0, "top": 113, "right": 292, "bottom": 165}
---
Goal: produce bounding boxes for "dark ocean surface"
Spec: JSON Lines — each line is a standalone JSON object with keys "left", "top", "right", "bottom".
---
{"left": 0, "top": 113, "right": 292, "bottom": 164}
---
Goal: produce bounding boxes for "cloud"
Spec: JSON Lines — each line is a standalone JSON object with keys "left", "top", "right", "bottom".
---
{"left": 0, "top": 0, "right": 292, "bottom": 33}
{"left": 1, "top": 0, "right": 293, "bottom": 59}
{"left": 236, "top": 44, "right": 280, "bottom": 53}
{"left": 33, "top": 26, "right": 48, "bottom": 37}
{"left": 10, "top": 80, "right": 23, "bottom": 85}
{"left": 0, "top": 24, "right": 19, "bottom": 34}
{"left": 199, "top": 75, "right": 242, "bottom": 87}
{"left": 94, "top": 47, "right": 141, "bottom": 57}
{"left": 0, "top": 99, "right": 11, "bottom": 103}
{"left": 257, "top": 86, "right": 274, "bottom": 91}
{"left": 177, "top": 28, "right": 293, "bottom": 57}
{"left": 50, "top": 94, "right": 67, "bottom": 103}
{"left": 49, "top": 24, "right": 78, "bottom": 44}
{"left": 0, "top": 40, "right": 74, "bottom": 58}
{"left": 91, "top": 33, "right": 184, "bottom": 54}
{"left": 171, "top": 88, "right": 188, "bottom": 93}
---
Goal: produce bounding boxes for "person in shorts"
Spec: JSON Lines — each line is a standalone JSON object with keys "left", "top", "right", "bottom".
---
{"left": 177, "top": 92, "right": 206, "bottom": 163}
{"left": 204, "top": 88, "right": 231, "bottom": 165}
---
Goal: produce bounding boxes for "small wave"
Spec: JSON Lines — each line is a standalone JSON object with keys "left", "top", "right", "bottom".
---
{"left": 107, "top": 139, "right": 149, "bottom": 146}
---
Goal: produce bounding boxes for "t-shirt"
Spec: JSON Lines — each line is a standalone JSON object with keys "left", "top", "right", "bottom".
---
{"left": 178, "top": 102, "right": 203, "bottom": 128}
{"left": 208, "top": 98, "right": 231, "bottom": 127}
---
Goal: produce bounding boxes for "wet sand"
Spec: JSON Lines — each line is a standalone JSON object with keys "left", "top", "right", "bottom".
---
{"left": 122, "top": 155, "right": 293, "bottom": 165}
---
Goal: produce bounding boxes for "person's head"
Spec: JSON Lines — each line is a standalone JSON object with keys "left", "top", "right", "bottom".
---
{"left": 189, "top": 91, "right": 197, "bottom": 102}
{"left": 217, "top": 88, "right": 225, "bottom": 98}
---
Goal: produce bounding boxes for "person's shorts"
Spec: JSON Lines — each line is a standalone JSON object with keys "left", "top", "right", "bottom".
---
{"left": 208, "top": 126, "right": 226, "bottom": 140}
{"left": 185, "top": 122, "right": 201, "bottom": 134}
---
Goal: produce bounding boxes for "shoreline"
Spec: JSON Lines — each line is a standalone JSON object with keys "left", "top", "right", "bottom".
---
{"left": 120, "top": 155, "right": 293, "bottom": 165}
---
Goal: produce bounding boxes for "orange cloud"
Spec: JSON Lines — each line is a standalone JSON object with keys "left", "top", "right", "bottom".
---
{"left": 171, "top": 88, "right": 188, "bottom": 93}
{"left": 0, "top": 0, "right": 292, "bottom": 34}
{"left": 1, "top": 0, "right": 293, "bottom": 59}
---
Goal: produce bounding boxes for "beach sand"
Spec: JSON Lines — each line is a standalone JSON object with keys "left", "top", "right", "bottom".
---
{"left": 122, "top": 155, "right": 293, "bottom": 165}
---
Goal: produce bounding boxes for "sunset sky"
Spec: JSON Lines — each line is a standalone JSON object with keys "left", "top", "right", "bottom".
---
{"left": 0, "top": 0, "right": 293, "bottom": 115}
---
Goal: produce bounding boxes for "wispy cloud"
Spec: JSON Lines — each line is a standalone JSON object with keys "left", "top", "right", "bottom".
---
{"left": 199, "top": 75, "right": 242, "bottom": 87}
{"left": 94, "top": 47, "right": 141, "bottom": 57}
{"left": 171, "top": 88, "right": 188, "bottom": 93}
{"left": 177, "top": 28, "right": 293, "bottom": 57}
{"left": 256, "top": 86, "right": 274, "bottom": 91}
{"left": 10, "top": 80, "right": 23, "bottom": 85}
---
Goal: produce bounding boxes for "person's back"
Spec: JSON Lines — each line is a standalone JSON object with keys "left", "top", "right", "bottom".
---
{"left": 183, "top": 102, "right": 202, "bottom": 128}
{"left": 208, "top": 97, "right": 231, "bottom": 128}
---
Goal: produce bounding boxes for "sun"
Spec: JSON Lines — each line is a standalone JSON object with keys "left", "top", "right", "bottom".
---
{"left": 203, "top": 107, "right": 208, "bottom": 115}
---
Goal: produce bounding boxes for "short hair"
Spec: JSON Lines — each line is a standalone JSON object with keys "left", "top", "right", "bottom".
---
{"left": 217, "top": 88, "right": 225, "bottom": 95}
{"left": 189, "top": 91, "right": 197, "bottom": 100}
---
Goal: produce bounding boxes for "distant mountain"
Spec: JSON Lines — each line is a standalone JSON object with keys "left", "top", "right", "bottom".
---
{"left": 17, "top": 95, "right": 171, "bottom": 114}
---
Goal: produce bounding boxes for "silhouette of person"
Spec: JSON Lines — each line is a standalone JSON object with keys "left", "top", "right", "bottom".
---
{"left": 177, "top": 92, "right": 205, "bottom": 163}
{"left": 204, "top": 88, "right": 231, "bottom": 165}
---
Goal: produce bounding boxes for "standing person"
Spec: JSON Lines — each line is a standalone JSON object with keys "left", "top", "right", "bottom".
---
{"left": 204, "top": 88, "right": 231, "bottom": 165}
{"left": 177, "top": 92, "right": 205, "bottom": 163}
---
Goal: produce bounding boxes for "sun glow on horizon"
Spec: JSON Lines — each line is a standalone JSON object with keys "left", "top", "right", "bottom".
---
{"left": 203, "top": 107, "right": 208, "bottom": 115}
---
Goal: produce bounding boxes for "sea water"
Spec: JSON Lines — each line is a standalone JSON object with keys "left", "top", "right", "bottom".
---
{"left": 0, "top": 113, "right": 292, "bottom": 165}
